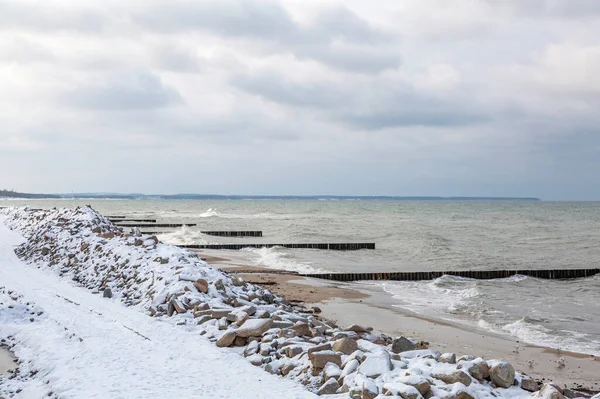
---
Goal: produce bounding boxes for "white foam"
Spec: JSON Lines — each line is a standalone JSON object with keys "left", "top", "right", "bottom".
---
{"left": 242, "top": 247, "right": 324, "bottom": 274}
{"left": 156, "top": 226, "right": 210, "bottom": 245}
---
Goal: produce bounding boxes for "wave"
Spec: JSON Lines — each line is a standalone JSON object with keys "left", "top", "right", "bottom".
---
{"left": 155, "top": 226, "right": 210, "bottom": 245}
{"left": 241, "top": 247, "right": 325, "bottom": 274}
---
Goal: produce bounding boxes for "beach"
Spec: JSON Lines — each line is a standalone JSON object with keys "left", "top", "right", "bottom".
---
{"left": 205, "top": 250, "right": 600, "bottom": 392}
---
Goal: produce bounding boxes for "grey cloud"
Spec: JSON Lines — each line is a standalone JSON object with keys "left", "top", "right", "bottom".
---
{"left": 493, "top": 0, "right": 600, "bottom": 18}
{"left": 233, "top": 72, "right": 488, "bottom": 128}
{"left": 293, "top": 44, "right": 400, "bottom": 73}
{"left": 152, "top": 46, "right": 203, "bottom": 72}
{"left": 0, "top": 1, "right": 105, "bottom": 32}
{"left": 66, "top": 71, "right": 182, "bottom": 110}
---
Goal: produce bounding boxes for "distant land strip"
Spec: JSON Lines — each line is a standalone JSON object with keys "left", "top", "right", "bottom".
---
{"left": 1, "top": 190, "right": 541, "bottom": 201}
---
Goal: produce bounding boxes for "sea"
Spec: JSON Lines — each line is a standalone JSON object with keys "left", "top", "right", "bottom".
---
{"left": 3, "top": 199, "right": 600, "bottom": 356}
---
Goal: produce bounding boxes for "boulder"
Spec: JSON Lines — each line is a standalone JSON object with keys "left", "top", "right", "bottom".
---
{"left": 323, "top": 362, "right": 342, "bottom": 381}
{"left": 236, "top": 318, "right": 273, "bottom": 338}
{"left": 233, "top": 336, "right": 247, "bottom": 347}
{"left": 432, "top": 371, "right": 472, "bottom": 387}
{"left": 530, "top": 384, "right": 565, "bottom": 399}
{"left": 345, "top": 324, "right": 370, "bottom": 333}
{"left": 382, "top": 382, "right": 422, "bottom": 399}
{"left": 399, "top": 350, "right": 441, "bottom": 360}
{"left": 244, "top": 341, "right": 260, "bottom": 357}
{"left": 291, "top": 322, "right": 312, "bottom": 337}
{"left": 193, "top": 279, "right": 209, "bottom": 293}
{"left": 216, "top": 330, "right": 236, "bottom": 347}
{"left": 308, "top": 343, "right": 332, "bottom": 357}
{"left": 310, "top": 351, "right": 342, "bottom": 369}
{"left": 333, "top": 338, "right": 358, "bottom": 355}
{"left": 439, "top": 353, "right": 456, "bottom": 364}
{"left": 391, "top": 336, "right": 416, "bottom": 353}
{"left": 285, "top": 346, "right": 304, "bottom": 358}
{"left": 489, "top": 361, "right": 515, "bottom": 388}
{"left": 458, "top": 360, "right": 485, "bottom": 381}
{"left": 318, "top": 378, "right": 340, "bottom": 396}
{"left": 358, "top": 350, "right": 392, "bottom": 378}
{"left": 521, "top": 377, "right": 540, "bottom": 392}
{"left": 103, "top": 288, "right": 112, "bottom": 298}
{"left": 339, "top": 359, "right": 359, "bottom": 380}
{"left": 396, "top": 375, "right": 431, "bottom": 396}
{"left": 455, "top": 390, "right": 475, "bottom": 399}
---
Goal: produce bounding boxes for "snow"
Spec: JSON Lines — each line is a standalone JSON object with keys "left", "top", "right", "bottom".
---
{"left": 0, "top": 215, "right": 315, "bottom": 398}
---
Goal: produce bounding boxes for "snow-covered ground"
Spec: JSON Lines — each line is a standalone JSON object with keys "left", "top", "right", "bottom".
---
{"left": 0, "top": 215, "right": 315, "bottom": 398}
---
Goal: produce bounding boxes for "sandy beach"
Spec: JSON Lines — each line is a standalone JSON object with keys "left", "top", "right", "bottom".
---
{"left": 0, "top": 347, "right": 16, "bottom": 376}
{"left": 199, "top": 249, "right": 600, "bottom": 393}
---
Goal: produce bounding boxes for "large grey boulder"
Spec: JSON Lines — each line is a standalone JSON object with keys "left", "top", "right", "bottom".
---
{"left": 236, "top": 318, "right": 273, "bottom": 337}
{"left": 391, "top": 336, "right": 416, "bottom": 353}
{"left": 489, "top": 361, "right": 515, "bottom": 388}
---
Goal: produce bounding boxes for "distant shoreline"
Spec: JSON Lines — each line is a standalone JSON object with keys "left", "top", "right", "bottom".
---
{"left": 1, "top": 193, "right": 542, "bottom": 201}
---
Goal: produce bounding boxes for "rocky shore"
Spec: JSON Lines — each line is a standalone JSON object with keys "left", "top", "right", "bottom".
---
{"left": 2, "top": 206, "right": 598, "bottom": 399}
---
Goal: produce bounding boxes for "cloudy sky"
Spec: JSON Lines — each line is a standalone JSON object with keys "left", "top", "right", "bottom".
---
{"left": 1, "top": 0, "right": 599, "bottom": 200}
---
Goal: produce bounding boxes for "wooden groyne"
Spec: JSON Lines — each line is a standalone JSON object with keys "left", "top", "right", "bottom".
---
{"left": 118, "top": 223, "right": 197, "bottom": 228}
{"left": 141, "top": 230, "right": 263, "bottom": 237}
{"left": 179, "top": 243, "right": 375, "bottom": 251}
{"left": 111, "top": 218, "right": 157, "bottom": 223}
{"left": 298, "top": 268, "right": 600, "bottom": 281}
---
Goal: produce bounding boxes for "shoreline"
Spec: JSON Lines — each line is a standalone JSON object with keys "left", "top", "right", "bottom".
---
{"left": 198, "top": 249, "right": 600, "bottom": 392}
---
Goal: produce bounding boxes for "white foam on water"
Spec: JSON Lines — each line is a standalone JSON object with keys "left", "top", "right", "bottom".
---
{"left": 241, "top": 247, "right": 325, "bottom": 274}
{"left": 155, "top": 226, "right": 211, "bottom": 245}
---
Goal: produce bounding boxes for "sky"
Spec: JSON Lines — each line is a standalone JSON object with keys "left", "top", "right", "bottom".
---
{"left": 0, "top": 0, "right": 599, "bottom": 200}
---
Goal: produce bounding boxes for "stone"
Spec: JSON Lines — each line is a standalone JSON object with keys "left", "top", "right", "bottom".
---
{"left": 391, "top": 336, "right": 416, "bottom": 353}
{"left": 458, "top": 360, "right": 485, "bottom": 381}
{"left": 291, "top": 323, "right": 312, "bottom": 337}
{"left": 489, "top": 361, "right": 515, "bottom": 389}
{"left": 236, "top": 318, "right": 273, "bottom": 338}
{"left": 323, "top": 362, "right": 342, "bottom": 381}
{"left": 382, "top": 382, "right": 421, "bottom": 399}
{"left": 358, "top": 351, "right": 392, "bottom": 378}
{"left": 235, "top": 311, "right": 249, "bottom": 326}
{"left": 216, "top": 330, "right": 236, "bottom": 347}
{"left": 41, "top": 247, "right": 50, "bottom": 256}
{"left": 312, "top": 306, "right": 322, "bottom": 314}
{"left": 247, "top": 354, "right": 266, "bottom": 366}
{"left": 308, "top": 343, "right": 332, "bottom": 357}
{"left": 400, "top": 350, "right": 441, "bottom": 360}
{"left": 193, "top": 279, "right": 209, "bottom": 293}
{"left": 396, "top": 375, "right": 431, "bottom": 396}
{"left": 432, "top": 371, "right": 472, "bottom": 387}
{"left": 214, "top": 279, "right": 225, "bottom": 291}
{"left": 455, "top": 390, "right": 475, "bottom": 399}
{"left": 265, "top": 360, "right": 281, "bottom": 375}
{"left": 340, "top": 359, "right": 359, "bottom": 380}
{"left": 439, "top": 353, "right": 456, "bottom": 364}
{"left": 345, "top": 324, "right": 370, "bottom": 333}
{"left": 310, "top": 351, "right": 342, "bottom": 369}
{"left": 233, "top": 336, "right": 247, "bottom": 347}
{"left": 521, "top": 377, "right": 540, "bottom": 392}
{"left": 318, "top": 378, "right": 340, "bottom": 396}
{"left": 333, "top": 338, "right": 358, "bottom": 355}
{"left": 244, "top": 341, "right": 260, "bottom": 357}
{"left": 530, "top": 384, "right": 565, "bottom": 399}
{"left": 103, "top": 288, "right": 112, "bottom": 298}
{"left": 473, "top": 357, "right": 490, "bottom": 379}
{"left": 172, "top": 299, "right": 186, "bottom": 314}
{"left": 285, "top": 346, "right": 304, "bottom": 358}
{"left": 281, "top": 362, "right": 297, "bottom": 376}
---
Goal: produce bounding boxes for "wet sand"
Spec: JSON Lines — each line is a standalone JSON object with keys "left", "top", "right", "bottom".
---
{"left": 196, "top": 249, "right": 600, "bottom": 392}
{"left": 0, "top": 347, "right": 16, "bottom": 376}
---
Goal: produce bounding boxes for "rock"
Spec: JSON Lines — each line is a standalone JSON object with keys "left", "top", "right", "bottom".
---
{"left": 530, "top": 383, "right": 565, "bottom": 399}
{"left": 265, "top": 360, "right": 281, "bottom": 375}
{"left": 473, "top": 357, "right": 490, "bottom": 379}
{"left": 400, "top": 350, "right": 441, "bottom": 360}
{"left": 235, "top": 311, "right": 249, "bottom": 326}
{"left": 312, "top": 306, "right": 322, "bottom": 314}
{"left": 323, "top": 362, "right": 342, "bottom": 381}
{"left": 291, "top": 322, "right": 312, "bottom": 337}
{"left": 214, "top": 279, "right": 225, "bottom": 291}
{"left": 236, "top": 318, "right": 273, "bottom": 337}
{"left": 391, "top": 336, "right": 416, "bottom": 353}
{"left": 318, "top": 378, "right": 340, "bottom": 396}
{"left": 349, "top": 376, "right": 378, "bottom": 399}
{"left": 345, "top": 324, "right": 370, "bottom": 333}
{"left": 382, "top": 382, "right": 422, "bottom": 399}
{"left": 308, "top": 343, "right": 332, "bottom": 357}
{"left": 339, "top": 359, "right": 359, "bottom": 380}
{"left": 193, "top": 279, "right": 209, "bottom": 293}
{"left": 521, "top": 377, "right": 540, "bottom": 392}
{"left": 343, "top": 350, "right": 366, "bottom": 366}
{"left": 333, "top": 338, "right": 358, "bottom": 355}
{"left": 244, "top": 341, "right": 260, "bottom": 357}
{"left": 172, "top": 299, "right": 186, "bottom": 314}
{"left": 272, "top": 321, "right": 294, "bottom": 329}
{"left": 41, "top": 247, "right": 50, "bottom": 256}
{"left": 358, "top": 351, "right": 392, "bottom": 378}
{"left": 396, "top": 375, "right": 431, "bottom": 396}
{"left": 285, "top": 346, "right": 304, "bottom": 358}
{"left": 310, "top": 351, "right": 342, "bottom": 369}
{"left": 439, "top": 353, "right": 456, "bottom": 364}
{"left": 103, "top": 288, "right": 112, "bottom": 298}
{"left": 216, "top": 330, "right": 236, "bottom": 347}
{"left": 458, "top": 360, "right": 484, "bottom": 381}
{"left": 433, "top": 371, "right": 472, "bottom": 387}
{"left": 455, "top": 390, "right": 475, "bottom": 399}
{"left": 489, "top": 361, "right": 515, "bottom": 389}
{"left": 281, "top": 362, "right": 296, "bottom": 376}
{"left": 233, "top": 336, "right": 247, "bottom": 347}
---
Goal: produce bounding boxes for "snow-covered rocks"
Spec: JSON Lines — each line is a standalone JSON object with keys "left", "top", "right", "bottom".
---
{"left": 2, "top": 206, "right": 590, "bottom": 399}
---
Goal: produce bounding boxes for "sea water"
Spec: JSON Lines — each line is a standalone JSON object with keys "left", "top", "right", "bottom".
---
{"left": 4, "top": 199, "right": 600, "bottom": 355}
